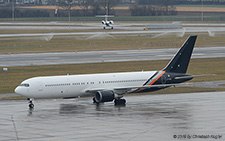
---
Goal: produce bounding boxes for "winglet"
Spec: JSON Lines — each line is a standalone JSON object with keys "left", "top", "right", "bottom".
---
{"left": 163, "top": 35, "right": 197, "bottom": 74}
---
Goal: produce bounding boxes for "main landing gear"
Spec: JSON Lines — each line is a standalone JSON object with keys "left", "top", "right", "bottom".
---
{"left": 114, "top": 98, "right": 126, "bottom": 106}
{"left": 28, "top": 98, "right": 34, "bottom": 109}
{"left": 93, "top": 97, "right": 126, "bottom": 106}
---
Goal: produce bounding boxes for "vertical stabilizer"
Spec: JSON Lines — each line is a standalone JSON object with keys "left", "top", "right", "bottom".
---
{"left": 163, "top": 36, "right": 197, "bottom": 73}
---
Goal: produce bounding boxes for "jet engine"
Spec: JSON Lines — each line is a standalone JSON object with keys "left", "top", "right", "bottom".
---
{"left": 94, "top": 90, "right": 115, "bottom": 103}
{"left": 109, "top": 20, "right": 114, "bottom": 24}
{"left": 102, "top": 20, "right": 106, "bottom": 25}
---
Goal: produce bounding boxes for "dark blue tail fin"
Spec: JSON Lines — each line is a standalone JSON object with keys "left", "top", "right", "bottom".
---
{"left": 163, "top": 35, "right": 197, "bottom": 74}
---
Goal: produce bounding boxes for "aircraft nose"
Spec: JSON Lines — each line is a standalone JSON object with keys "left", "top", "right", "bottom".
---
{"left": 14, "top": 86, "right": 23, "bottom": 95}
{"left": 15, "top": 86, "right": 31, "bottom": 98}
{"left": 14, "top": 86, "right": 20, "bottom": 94}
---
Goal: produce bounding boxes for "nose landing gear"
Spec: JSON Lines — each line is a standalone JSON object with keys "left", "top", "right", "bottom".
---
{"left": 27, "top": 98, "right": 34, "bottom": 109}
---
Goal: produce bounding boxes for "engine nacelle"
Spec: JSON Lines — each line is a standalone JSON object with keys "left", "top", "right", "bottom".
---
{"left": 109, "top": 20, "right": 114, "bottom": 24}
{"left": 102, "top": 20, "right": 106, "bottom": 25}
{"left": 94, "top": 90, "right": 115, "bottom": 103}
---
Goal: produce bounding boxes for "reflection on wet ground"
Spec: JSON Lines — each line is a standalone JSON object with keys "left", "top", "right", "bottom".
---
{"left": 0, "top": 91, "right": 225, "bottom": 140}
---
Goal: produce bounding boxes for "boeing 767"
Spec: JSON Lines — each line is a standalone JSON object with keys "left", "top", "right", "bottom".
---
{"left": 15, "top": 36, "right": 204, "bottom": 108}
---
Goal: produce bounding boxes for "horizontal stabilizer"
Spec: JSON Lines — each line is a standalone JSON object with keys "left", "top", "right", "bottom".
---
{"left": 96, "top": 15, "right": 114, "bottom": 18}
{"left": 175, "top": 74, "right": 216, "bottom": 80}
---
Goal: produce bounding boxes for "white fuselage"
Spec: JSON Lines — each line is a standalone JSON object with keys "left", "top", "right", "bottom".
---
{"left": 14, "top": 36, "right": 198, "bottom": 105}
{"left": 104, "top": 20, "right": 112, "bottom": 26}
{"left": 15, "top": 71, "right": 156, "bottom": 99}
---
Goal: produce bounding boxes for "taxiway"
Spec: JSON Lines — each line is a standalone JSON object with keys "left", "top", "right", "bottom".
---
{"left": 0, "top": 91, "right": 224, "bottom": 140}
{"left": 1, "top": 22, "right": 225, "bottom": 38}
{"left": 1, "top": 47, "right": 225, "bottom": 67}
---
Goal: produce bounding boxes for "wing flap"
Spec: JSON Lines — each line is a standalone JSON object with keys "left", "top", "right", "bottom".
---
{"left": 85, "top": 84, "right": 175, "bottom": 95}
{"left": 114, "top": 84, "right": 177, "bottom": 91}
{"left": 85, "top": 84, "right": 178, "bottom": 95}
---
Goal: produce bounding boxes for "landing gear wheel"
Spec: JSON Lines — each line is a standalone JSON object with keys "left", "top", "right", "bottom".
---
{"left": 93, "top": 97, "right": 101, "bottom": 105}
{"left": 111, "top": 27, "right": 113, "bottom": 30}
{"left": 28, "top": 98, "right": 34, "bottom": 109}
{"left": 93, "top": 97, "right": 97, "bottom": 103}
{"left": 103, "top": 27, "right": 106, "bottom": 29}
{"left": 114, "top": 99, "right": 126, "bottom": 106}
{"left": 29, "top": 103, "right": 34, "bottom": 109}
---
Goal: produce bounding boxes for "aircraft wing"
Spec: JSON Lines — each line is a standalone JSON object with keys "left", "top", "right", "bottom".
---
{"left": 85, "top": 88, "right": 110, "bottom": 94}
{"left": 114, "top": 74, "right": 215, "bottom": 93}
{"left": 85, "top": 74, "right": 215, "bottom": 94}
{"left": 113, "top": 84, "right": 178, "bottom": 94}
{"left": 85, "top": 83, "right": 181, "bottom": 95}
{"left": 114, "top": 84, "right": 176, "bottom": 90}
{"left": 96, "top": 15, "right": 115, "bottom": 18}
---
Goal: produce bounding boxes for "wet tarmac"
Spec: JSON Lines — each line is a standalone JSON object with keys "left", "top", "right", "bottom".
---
{"left": 0, "top": 91, "right": 224, "bottom": 140}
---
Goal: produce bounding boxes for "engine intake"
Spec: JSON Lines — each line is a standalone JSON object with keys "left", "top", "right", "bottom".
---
{"left": 109, "top": 20, "right": 114, "bottom": 24}
{"left": 95, "top": 90, "right": 115, "bottom": 103}
{"left": 102, "top": 21, "right": 106, "bottom": 25}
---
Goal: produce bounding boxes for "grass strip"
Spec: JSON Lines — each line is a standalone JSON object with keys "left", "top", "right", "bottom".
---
{"left": 1, "top": 57, "right": 225, "bottom": 95}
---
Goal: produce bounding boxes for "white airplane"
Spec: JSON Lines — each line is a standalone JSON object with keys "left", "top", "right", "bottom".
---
{"left": 15, "top": 36, "right": 206, "bottom": 108}
{"left": 96, "top": 15, "right": 114, "bottom": 29}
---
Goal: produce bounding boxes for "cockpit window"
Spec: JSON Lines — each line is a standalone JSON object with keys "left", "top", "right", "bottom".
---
{"left": 19, "top": 83, "right": 30, "bottom": 87}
